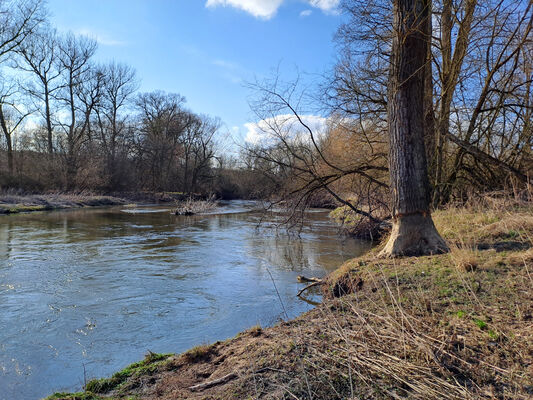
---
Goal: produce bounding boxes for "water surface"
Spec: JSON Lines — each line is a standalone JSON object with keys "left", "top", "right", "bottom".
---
{"left": 0, "top": 201, "right": 369, "bottom": 400}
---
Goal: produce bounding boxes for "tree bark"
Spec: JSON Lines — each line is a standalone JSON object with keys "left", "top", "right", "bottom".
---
{"left": 380, "top": 0, "right": 448, "bottom": 257}
{"left": 44, "top": 81, "right": 53, "bottom": 154}
{"left": 0, "top": 104, "right": 14, "bottom": 175}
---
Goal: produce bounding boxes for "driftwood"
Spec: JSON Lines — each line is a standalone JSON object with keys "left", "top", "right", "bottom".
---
{"left": 188, "top": 372, "right": 237, "bottom": 391}
{"left": 297, "top": 275, "right": 321, "bottom": 283}
{"left": 297, "top": 275, "right": 324, "bottom": 297}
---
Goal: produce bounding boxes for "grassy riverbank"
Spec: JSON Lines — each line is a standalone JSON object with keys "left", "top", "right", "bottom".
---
{"left": 46, "top": 199, "right": 533, "bottom": 399}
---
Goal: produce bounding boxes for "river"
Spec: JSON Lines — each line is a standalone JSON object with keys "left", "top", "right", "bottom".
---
{"left": 0, "top": 200, "right": 369, "bottom": 400}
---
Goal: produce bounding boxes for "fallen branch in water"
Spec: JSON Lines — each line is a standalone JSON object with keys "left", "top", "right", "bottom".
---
{"left": 297, "top": 275, "right": 324, "bottom": 297}
{"left": 297, "top": 275, "right": 321, "bottom": 283}
{"left": 189, "top": 372, "right": 237, "bottom": 391}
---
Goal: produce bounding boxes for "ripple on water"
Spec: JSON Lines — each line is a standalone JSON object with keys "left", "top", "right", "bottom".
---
{"left": 0, "top": 202, "right": 371, "bottom": 400}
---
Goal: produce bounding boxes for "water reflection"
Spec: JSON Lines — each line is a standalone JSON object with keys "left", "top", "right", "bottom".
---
{"left": 0, "top": 201, "right": 370, "bottom": 400}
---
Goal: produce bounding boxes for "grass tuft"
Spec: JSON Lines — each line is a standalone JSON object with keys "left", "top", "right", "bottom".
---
{"left": 183, "top": 344, "right": 213, "bottom": 363}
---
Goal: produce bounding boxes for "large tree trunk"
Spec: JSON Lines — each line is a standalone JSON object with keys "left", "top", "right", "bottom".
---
{"left": 380, "top": 0, "right": 448, "bottom": 257}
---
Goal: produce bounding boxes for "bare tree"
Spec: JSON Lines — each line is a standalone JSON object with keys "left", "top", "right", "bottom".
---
{"left": 94, "top": 62, "right": 138, "bottom": 189}
{"left": 245, "top": 76, "right": 389, "bottom": 234}
{"left": 380, "top": 0, "right": 448, "bottom": 256}
{"left": 15, "top": 27, "right": 62, "bottom": 154}
{"left": 55, "top": 33, "right": 98, "bottom": 188}
{"left": 436, "top": 0, "right": 533, "bottom": 202}
{"left": 332, "top": 0, "right": 532, "bottom": 204}
{"left": 134, "top": 91, "right": 187, "bottom": 190}
{"left": 0, "top": 0, "right": 45, "bottom": 59}
{"left": 180, "top": 114, "right": 219, "bottom": 193}
{"left": 0, "top": 78, "right": 31, "bottom": 174}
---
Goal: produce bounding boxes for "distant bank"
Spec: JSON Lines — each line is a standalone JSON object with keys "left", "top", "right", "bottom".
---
{"left": 0, "top": 192, "right": 204, "bottom": 215}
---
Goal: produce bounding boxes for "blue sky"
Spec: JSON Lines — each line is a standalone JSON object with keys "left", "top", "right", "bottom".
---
{"left": 47, "top": 0, "right": 343, "bottom": 143}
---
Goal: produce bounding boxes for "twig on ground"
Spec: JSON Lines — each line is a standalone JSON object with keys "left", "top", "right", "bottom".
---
{"left": 188, "top": 372, "right": 238, "bottom": 391}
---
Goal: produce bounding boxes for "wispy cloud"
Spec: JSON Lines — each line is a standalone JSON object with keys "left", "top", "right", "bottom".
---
{"left": 300, "top": 9, "right": 312, "bottom": 17}
{"left": 244, "top": 114, "right": 328, "bottom": 145}
{"left": 212, "top": 58, "right": 249, "bottom": 84}
{"left": 212, "top": 59, "right": 240, "bottom": 70}
{"left": 205, "top": 0, "right": 283, "bottom": 20}
{"left": 206, "top": 0, "right": 339, "bottom": 19}
{"left": 308, "top": 0, "right": 340, "bottom": 13}
{"left": 75, "top": 28, "right": 126, "bottom": 47}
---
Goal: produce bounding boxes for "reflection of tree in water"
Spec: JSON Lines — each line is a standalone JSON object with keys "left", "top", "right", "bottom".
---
{"left": 277, "top": 237, "right": 309, "bottom": 270}
{"left": 0, "top": 222, "right": 13, "bottom": 261}
{"left": 248, "top": 221, "right": 371, "bottom": 273}
{"left": 248, "top": 233, "right": 317, "bottom": 272}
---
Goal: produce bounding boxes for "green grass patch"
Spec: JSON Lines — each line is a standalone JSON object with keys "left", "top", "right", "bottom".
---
{"left": 473, "top": 318, "right": 488, "bottom": 330}
{"left": 83, "top": 352, "right": 172, "bottom": 394}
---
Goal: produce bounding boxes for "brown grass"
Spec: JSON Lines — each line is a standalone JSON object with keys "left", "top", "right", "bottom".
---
{"left": 175, "top": 195, "right": 218, "bottom": 215}
{"left": 449, "top": 245, "right": 480, "bottom": 272}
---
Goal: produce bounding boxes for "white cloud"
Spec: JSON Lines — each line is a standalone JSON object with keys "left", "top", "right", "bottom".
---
{"left": 76, "top": 28, "right": 125, "bottom": 46}
{"left": 308, "top": 0, "right": 339, "bottom": 12}
{"left": 206, "top": 0, "right": 339, "bottom": 19}
{"left": 206, "top": 0, "right": 284, "bottom": 19}
{"left": 244, "top": 114, "right": 328, "bottom": 145}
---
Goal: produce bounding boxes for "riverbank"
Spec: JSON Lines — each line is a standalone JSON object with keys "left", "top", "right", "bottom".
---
{"left": 0, "top": 191, "right": 199, "bottom": 214}
{"left": 46, "top": 200, "right": 533, "bottom": 399}
{"left": 0, "top": 193, "right": 128, "bottom": 214}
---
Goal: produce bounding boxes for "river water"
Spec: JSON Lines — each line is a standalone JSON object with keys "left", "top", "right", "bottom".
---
{"left": 0, "top": 201, "right": 369, "bottom": 400}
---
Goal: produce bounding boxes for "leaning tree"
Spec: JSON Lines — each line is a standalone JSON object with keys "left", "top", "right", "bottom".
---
{"left": 380, "top": 0, "right": 449, "bottom": 257}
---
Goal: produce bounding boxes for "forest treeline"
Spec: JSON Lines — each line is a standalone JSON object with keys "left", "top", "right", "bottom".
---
{"left": 0, "top": 0, "right": 268, "bottom": 198}
{"left": 0, "top": 0, "right": 532, "bottom": 211}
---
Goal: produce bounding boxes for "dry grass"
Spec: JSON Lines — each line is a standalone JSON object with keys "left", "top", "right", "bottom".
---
{"left": 432, "top": 195, "right": 533, "bottom": 250}
{"left": 329, "top": 203, "right": 389, "bottom": 240}
{"left": 175, "top": 196, "right": 218, "bottom": 215}
{"left": 449, "top": 244, "right": 480, "bottom": 272}
{"left": 183, "top": 345, "right": 214, "bottom": 363}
